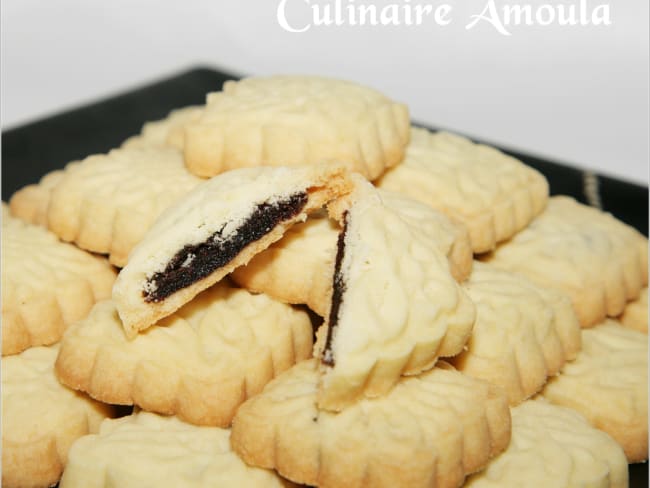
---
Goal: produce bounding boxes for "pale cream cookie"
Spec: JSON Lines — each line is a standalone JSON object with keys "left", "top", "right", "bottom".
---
{"left": 450, "top": 262, "right": 581, "bottom": 405}
{"left": 482, "top": 196, "right": 648, "bottom": 327}
{"left": 13, "top": 146, "right": 205, "bottom": 267}
{"left": 56, "top": 282, "right": 313, "bottom": 427}
{"left": 60, "top": 411, "right": 294, "bottom": 488}
{"left": 2, "top": 344, "right": 115, "bottom": 488}
{"left": 231, "top": 359, "right": 510, "bottom": 488}
{"left": 183, "top": 76, "right": 410, "bottom": 180}
{"left": 464, "top": 399, "right": 628, "bottom": 488}
{"left": 376, "top": 128, "right": 549, "bottom": 253}
{"left": 1, "top": 205, "right": 117, "bottom": 356}
{"left": 313, "top": 177, "right": 476, "bottom": 411}
{"left": 113, "top": 163, "right": 351, "bottom": 338}
{"left": 121, "top": 105, "right": 203, "bottom": 150}
{"left": 618, "top": 287, "right": 648, "bottom": 333}
{"left": 539, "top": 320, "right": 648, "bottom": 462}
{"left": 232, "top": 190, "right": 472, "bottom": 317}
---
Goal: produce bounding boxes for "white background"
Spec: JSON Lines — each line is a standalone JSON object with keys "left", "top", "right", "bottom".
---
{"left": 2, "top": 0, "right": 648, "bottom": 184}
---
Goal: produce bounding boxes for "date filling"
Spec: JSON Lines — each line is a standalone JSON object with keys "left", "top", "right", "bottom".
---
{"left": 143, "top": 192, "right": 309, "bottom": 302}
{"left": 322, "top": 211, "right": 349, "bottom": 367}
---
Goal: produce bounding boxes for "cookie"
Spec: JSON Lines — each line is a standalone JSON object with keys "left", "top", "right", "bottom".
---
{"left": 482, "top": 196, "right": 648, "bottom": 327}
{"left": 56, "top": 281, "right": 313, "bottom": 427}
{"left": 539, "top": 320, "right": 648, "bottom": 462}
{"left": 12, "top": 146, "right": 205, "bottom": 267}
{"left": 183, "top": 76, "right": 410, "bottom": 180}
{"left": 113, "top": 163, "right": 351, "bottom": 338}
{"left": 231, "top": 359, "right": 510, "bottom": 488}
{"left": 464, "top": 399, "right": 628, "bottom": 488}
{"left": 312, "top": 176, "right": 476, "bottom": 410}
{"left": 618, "top": 287, "right": 648, "bottom": 333}
{"left": 232, "top": 190, "right": 473, "bottom": 317}
{"left": 121, "top": 105, "right": 203, "bottom": 150}
{"left": 376, "top": 129, "right": 549, "bottom": 253}
{"left": 1, "top": 205, "right": 117, "bottom": 356}
{"left": 450, "top": 262, "right": 581, "bottom": 405}
{"left": 2, "top": 345, "right": 115, "bottom": 488}
{"left": 60, "top": 411, "right": 294, "bottom": 488}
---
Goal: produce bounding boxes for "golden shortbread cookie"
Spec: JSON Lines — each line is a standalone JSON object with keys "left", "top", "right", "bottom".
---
{"left": 231, "top": 360, "right": 510, "bottom": 488}
{"left": 112, "top": 163, "right": 351, "bottom": 338}
{"left": 60, "top": 411, "right": 295, "bottom": 488}
{"left": 376, "top": 129, "right": 549, "bottom": 253}
{"left": 1, "top": 205, "right": 117, "bottom": 356}
{"left": 618, "top": 287, "right": 648, "bottom": 333}
{"left": 121, "top": 105, "right": 203, "bottom": 150}
{"left": 450, "top": 262, "right": 581, "bottom": 405}
{"left": 465, "top": 399, "right": 628, "bottom": 488}
{"left": 2, "top": 345, "right": 115, "bottom": 488}
{"left": 183, "top": 76, "right": 410, "bottom": 180}
{"left": 482, "top": 196, "right": 648, "bottom": 327}
{"left": 313, "top": 177, "right": 476, "bottom": 411}
{"left": 539, "top": 320, "right": 648, "bottom": 462}
{"left": 56, "top": 282, "right": 313, "bottom": 427}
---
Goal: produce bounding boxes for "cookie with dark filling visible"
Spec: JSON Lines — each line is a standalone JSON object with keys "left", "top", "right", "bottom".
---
{"left": 314, "top": 176, "right": 476, "bottom": 411}
{"left": 113, "top": 164, "right": 351, "bottom": 338}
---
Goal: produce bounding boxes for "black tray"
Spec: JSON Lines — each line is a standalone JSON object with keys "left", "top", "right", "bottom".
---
{"left": 2, "top": 67, "right": 648, "bottom": 486}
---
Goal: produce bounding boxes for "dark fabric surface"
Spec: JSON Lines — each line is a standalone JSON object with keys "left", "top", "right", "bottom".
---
{"left": 1, "top": 67, "right": 648, "bottom": 486}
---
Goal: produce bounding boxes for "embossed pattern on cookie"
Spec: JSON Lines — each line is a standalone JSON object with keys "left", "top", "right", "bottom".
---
{"left": 2, "top": 345, "right": 115, "bottom": 488}
{"left": 482, "top": 196, "right": 648, "bottom": 327}
{"left": 450, "top": 262, "right": 581, "bottom": 405}
{"left": 60, "top": 411, "right": 295, "bottom": 488}
{"left": 231, "top": 359, "right": 510, "bottom": 488}
{"left": 56, "top": 282, "right": 313, "bottom": 427}
{"left": 183, "top": 76, "right": 410, "bottom": 180}
{"left": 314, "top": 177, "right": 476, "bottom": 411}
{"left": 376, "top": 129, "right": 549, "bottom": 253}
{"left": 539, "top": 320, "right": 648, "bottom": 462}
{"left": 112, "top": 163, "right": 351, "bottom": 337}
{"left": 1, "top": 205, "right": 117, "bottom": 356}
{"left": 464, "top": 399, "right": 628, "bottom": 488}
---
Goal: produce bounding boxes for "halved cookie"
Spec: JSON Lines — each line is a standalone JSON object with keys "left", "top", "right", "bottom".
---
{"left": 113, "top": 163, "right": 351, "bottom": 337}
{"left": 450, "top": 262, "right": 581, "bottom": 405}
{"left": 231, "top": 359, "right": 510, "bottom": 488}
{"left": 232, "top": 190, "right": 472, "bottom": 317}
{"left": 1, "top": 205, "right": 117, "bottom": 356}
{"left": 2, "top": 345, "right": 115, "bottom": 488}
{"left": 376, "top": 129, "right": 549, "bottom": 253}
{"left": 539, "top": 320, "right": 648, "bottom": 462}
{"left": 465, "top": 399, "right": 628, "bottom": 488}
{"left": 56, "top": 282, "right": 313, "bottom": 427}
{"left": 60, "top": 411, "right": 294, "bottom": 487}
{"left": 183, "top": 76, "right": 410, "bottom": 180}
{"left": 314, "top": 177, "right": 476, "bottom": 410}
{"left": 482, "top": 196, "right": 648, "bottom": 327}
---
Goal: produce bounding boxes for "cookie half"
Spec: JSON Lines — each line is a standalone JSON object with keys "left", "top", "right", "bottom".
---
{"left": 313, "top": 177, "right": 476, "bottom": 410}
{"left": 618, "top": 287, "right": 648, "bottom": 333}
{"left": 464, "top": 399, "right": 628, "bottom": 488}
{"left": 231, "top": 359, "right": 510, "bottom": 488}
{"left": 60, "top": 411, "right": 294, "bottom": 488}
{"left": 482, "top": 196, "right": 648, "bottom": 327}
{"left": 113, "top": 163, "right": 351, "bottom": 337}
{"left": 56, "top": 282, "right": 313, "bottom": 427}
{"left": 376, "top": 129, "right": 549, "bottom": 253}
{"left": 232, "top": 190, "right": 473, "bottom": 317}
{"left": 183, "top": 76, "right": 410, "bottom": 180}
{"left": 1, "top": 205, "right": 117, "bottom": 356}
{"left": 539, "top": 320, "right": 648, "bottom": 462}
{"left": 2, "top": 345, "right": 115, "bottom": 488}
{"left": 450, "top": 262, "right": 581, "bottom": 405}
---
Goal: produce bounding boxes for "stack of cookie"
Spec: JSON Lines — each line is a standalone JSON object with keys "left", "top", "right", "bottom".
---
{"left": 3, "top": 75, "right": 647, "bottom": 488}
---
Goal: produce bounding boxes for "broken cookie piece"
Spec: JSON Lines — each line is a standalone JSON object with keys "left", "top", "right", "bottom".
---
{"left": 112, "top": 164, "right": 351, "bottom": 338}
